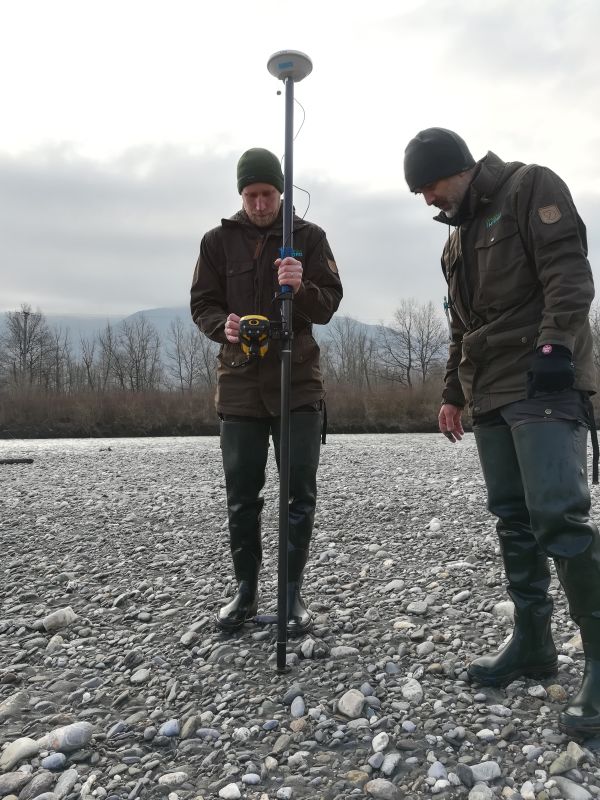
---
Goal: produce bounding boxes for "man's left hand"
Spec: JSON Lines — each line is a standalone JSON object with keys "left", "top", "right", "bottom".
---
{"left": 527, "top": 344, "right": 575, "bottom": 397}
{"left": 275, "top": 256, "right": 303, "bottom": 294}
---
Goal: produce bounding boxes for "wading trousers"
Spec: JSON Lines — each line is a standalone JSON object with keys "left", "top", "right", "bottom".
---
{"left": 216, "top": 407, "right": 322, "bottom": 634}
{"left": 471, "top": 408, "right": 600, "bottom": 736}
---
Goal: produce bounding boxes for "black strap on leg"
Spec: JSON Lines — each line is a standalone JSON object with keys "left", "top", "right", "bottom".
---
{"left": 321, "top": 400, "right": 327, "bottom": 445}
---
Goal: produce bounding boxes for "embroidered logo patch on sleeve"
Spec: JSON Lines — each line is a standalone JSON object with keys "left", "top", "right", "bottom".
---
{"left": 538, "top": 205, "right": 562, "bottom": 224}
{"left": 327, "top": 258, "right": 338, "bottom": 274}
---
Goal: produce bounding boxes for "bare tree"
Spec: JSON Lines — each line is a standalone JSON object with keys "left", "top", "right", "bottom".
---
{"left": 165, "top": 318, "right": 216, "bottom": 391}
{"left": 44, "top": 325, "right": 73, "bottom": 392}
{"left": 112, "top": 316, "right": 163, "bottom": 391}
{"left": 0, "top": 304, "right": 53, "bottom": 389}
{"left": 320, "top": 317, "right": 376, "bottom": 388}
{"left": 195, "top": 329, "right": 218, "bottom": 389}
{"left": 413, "top": 301, "right": 448, "bottom": 383}
{"left": 97, "top": 323, "right": 119, "bottom": 390}
{"left": 590, "top": 301, "right": 600, "bottom": 377}
{"left": 377, "top": 299, "right": 446, "bottom": 386}
{"left": 80, "top": 336, "right": 97, "bottom": 390}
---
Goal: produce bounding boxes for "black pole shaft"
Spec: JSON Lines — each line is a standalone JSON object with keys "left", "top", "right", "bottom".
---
{"left": 276, "top": 75, "right": 295, "bottom": 673}
{"left": 282, "top": 76, "right": 294, "bottom": 254}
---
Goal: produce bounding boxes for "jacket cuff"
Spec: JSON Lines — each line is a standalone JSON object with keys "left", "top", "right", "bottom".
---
{"left": 536, "top": 332, "right": 576, "bottom": 354}
{"left": 442, "top": 388, "right": 465, "bottom": 407}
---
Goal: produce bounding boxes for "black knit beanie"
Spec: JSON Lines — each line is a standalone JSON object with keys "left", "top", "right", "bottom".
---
{"left": 237, "top": 148, "right": 284, "bottom": 194}
{"left": 404, "top": 128, "right": 475, "bottom": 192}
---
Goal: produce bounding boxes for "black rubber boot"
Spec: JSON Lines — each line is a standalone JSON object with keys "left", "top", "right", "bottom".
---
{"left": 511, "top": 420, "right": 600, "bottom": 736}
{"left": 216, "top": 418, "right": 269, "bottom": 632}
{"left": 468, "top": 424, "right": 557, "bottom": 685}
{"left": 216, "top": 551, "right": 260, "bottom": 632}
{"left": 559, "top": 619, "right": 600, "bottom": 738}
{"left": 287, "top": 547, "right": 312, "bottom": 635}
{"left": 273, "top": 409, "right": 322, "bottom": 635}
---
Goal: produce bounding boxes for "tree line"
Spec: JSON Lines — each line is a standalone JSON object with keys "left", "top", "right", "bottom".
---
{"left": 3, "top": 300, "right": 599, "bottom": 437}
{"left": 0, "top": 300, "right": 447, "bottom": 395}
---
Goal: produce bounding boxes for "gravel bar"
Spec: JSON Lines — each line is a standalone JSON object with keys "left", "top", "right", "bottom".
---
{"left": 1, "top": 434, "right": 599, "bottom": 800}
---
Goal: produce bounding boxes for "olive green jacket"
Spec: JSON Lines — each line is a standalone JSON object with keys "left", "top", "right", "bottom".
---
{"left": 190, "top": 207, "right": 342, "bottom": 416}
{"left": 440, "top": 152, "right": 596, "bottom": 414}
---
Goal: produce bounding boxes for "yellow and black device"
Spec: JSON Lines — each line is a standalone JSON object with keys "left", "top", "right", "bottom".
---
{"left": 239, "top": 315, "right": 271, "bottom": 359}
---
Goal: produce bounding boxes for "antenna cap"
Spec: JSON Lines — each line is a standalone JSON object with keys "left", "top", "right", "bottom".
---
{"left": 267, "top": 50, "right": 312, "bottom": 82}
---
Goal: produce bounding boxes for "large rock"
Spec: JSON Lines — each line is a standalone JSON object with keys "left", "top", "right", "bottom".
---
{"left": 553, "top": 777, "right": 592, "bottom": 800}
{"left": 0, "top": 737, "right": 40, "bottom": 772}
{"left": 42, "top": 606, "right": 78, "bottom": 632}
{"left": 39, "top": 722, "right": 93, "bottom": 753}
{"left": 0, "top": 690, "right": 29, "bottom": 722}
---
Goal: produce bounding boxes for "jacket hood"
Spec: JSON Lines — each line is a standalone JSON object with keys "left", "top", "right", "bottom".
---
{"left": 434, "top": 151, "right": 525, "bottom": 226}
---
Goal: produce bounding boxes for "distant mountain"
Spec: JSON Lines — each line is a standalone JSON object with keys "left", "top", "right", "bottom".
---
{"left": 125, "top": 306, "right": 192, "bottom": 343}
{"left": 43, "top": 312, "right": 122, "bottom": 343}
{"left": 3, "top": 306, "right": 382, "bottom": 354}
{"left": 34, "top": 308, "right": 191, "bottom": 353}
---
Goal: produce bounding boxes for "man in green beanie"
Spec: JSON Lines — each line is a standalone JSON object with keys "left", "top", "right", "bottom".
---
{"left": 191, "top": 147, "right": 342, "bottom": 636}
{"left": 404, "top": 127, "right": 600, "bottom": 738}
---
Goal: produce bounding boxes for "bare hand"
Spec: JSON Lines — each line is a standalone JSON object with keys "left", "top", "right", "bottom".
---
{"left": 224, "top": 313, "right": 241, "bottom": 343}
{"left": 439, "top": 403, "right": 464, "bottom": 443}
{"left": 274, "top": 256, "right": 303, "bottom": 294}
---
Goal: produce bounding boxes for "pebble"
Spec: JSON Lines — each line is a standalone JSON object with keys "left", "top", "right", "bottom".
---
{"left": 468, "top": 786, "right": 495, "bottom": 800}
{"left": 0, "top": 738, "right": 40, "bottom": 771}
{"left": 553, "top": 777, "right": 593, "bottom": 800}
{"left": 338, "top": 689, "right": 365, "bottom": 718}
{"left": 520, "top": 781, "right": 536, "bottom": 800}
{"left": 158, "top": 772, "right": 189, "bottom": 786}
{"left": 157, "top": 719, "right": 180, "bottom": 737}
{"left": 0, "top": 773, "right": 31, "bottom": 795}
{"left": 471, "top": 761, "right": 502, "bottom": 782}
{"left": 372, "top": 732, "right": 389, "bottom": 752}
{"left": 290, "top": 696, "right": 305, "bottom": 718}
{"left": 401, "top": 678, "right": 423, "bottom": 703}
{"left": 218, "top": 785, "right": 241, "bottom": 800}
{"left": 41, "top": 606, "right": 78, "bottom": 632}
{"left": 41, "top": 753, "right": 67, "bottom": 770}
{"left": 365, "top": 778, "right": 399, "bottom": 799}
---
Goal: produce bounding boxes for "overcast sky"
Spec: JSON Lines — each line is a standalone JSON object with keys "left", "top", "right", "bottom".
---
{"left": 1, "top": 0, "right": 599, "bottom": 326}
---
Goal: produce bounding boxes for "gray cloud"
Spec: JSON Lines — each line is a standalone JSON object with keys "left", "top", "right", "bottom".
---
{"left": 388, "top": 0, "right": 600, "bottom": 85}
{"left": 0, "top": 146, "right": 448, "bottom": 323}
{"left": 1, "top": 145, "right": 599, "bottom": 325}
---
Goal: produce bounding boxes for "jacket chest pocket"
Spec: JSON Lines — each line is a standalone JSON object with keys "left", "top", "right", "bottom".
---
{"left": 474, "top": 220, "right": 525, "bottom": 272}
{"left": 474, "top": 221, "right": 535, "bottom": 307}
{"left": 225, "top": 260, "right": 256, "bottom": 313}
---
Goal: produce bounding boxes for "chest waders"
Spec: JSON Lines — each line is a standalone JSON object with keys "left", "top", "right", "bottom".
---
{"left": 470, "top": 417, "right": 600, "bottom": 737}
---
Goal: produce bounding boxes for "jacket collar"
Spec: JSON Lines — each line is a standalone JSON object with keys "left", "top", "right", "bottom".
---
{"left": 433, "top": 151, "right": 525, "bottom": 227}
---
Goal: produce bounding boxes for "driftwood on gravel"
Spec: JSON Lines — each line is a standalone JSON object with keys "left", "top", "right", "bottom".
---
{"left": 0, "top": 458, "right": 34, "bottom": 465}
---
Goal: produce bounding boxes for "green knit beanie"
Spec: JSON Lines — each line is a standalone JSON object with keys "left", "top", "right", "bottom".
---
{"left": 237, "top": 148, "right": 284, "bottom": 194}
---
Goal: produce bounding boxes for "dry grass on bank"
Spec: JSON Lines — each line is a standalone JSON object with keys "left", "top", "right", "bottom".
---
{"left": 4, "top": 382, "right": 600, "bottom": 439}
{"left": 0, "top": 382, "right": 449, "bottom": 438}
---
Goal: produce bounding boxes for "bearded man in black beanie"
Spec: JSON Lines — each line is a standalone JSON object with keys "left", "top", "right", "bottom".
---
{"left": 404, "top": 127, "right": 600, "bottom": 738}
{"left": 191, "top": 148, "right": 342, "bottom": 636}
